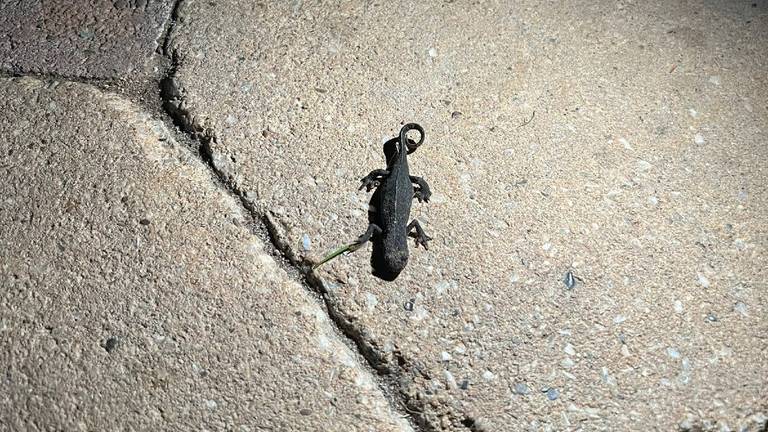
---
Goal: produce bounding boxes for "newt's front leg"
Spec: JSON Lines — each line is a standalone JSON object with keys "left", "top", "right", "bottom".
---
{"left": 407, "top": 219, "right": 432, "bottom": 250}
{"left": 410, "top": 175, "right": 431, "bottom": 203}
{"left": 359, "top": 169, "right": 389, "bottom": 192}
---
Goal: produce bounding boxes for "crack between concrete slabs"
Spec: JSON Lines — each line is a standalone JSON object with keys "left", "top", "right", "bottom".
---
{"left": 158, "top": 52, "right": 432, "bottom": 432}
{"left": 155, "top": 4, "right": 440, "bottom": 432}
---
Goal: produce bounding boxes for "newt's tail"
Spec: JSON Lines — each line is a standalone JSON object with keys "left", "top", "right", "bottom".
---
{"left": 399, "top": 123, "right": 425, "bottom": 160}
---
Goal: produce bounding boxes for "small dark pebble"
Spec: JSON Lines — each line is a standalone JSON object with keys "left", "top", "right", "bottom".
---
{"left": 706, "top": 313, "right": 718, "bottom": 322}
{"left": 139, "top": 218, "right": 151, "bottom": 226}
{"left": 404, "top": 299, "right": 414, "bottom": 312}
{"left": 564, "top": 270, "right": 576, "bottom": 289}
{"left": 104, "top": 337, "right": 119, "bottom": 353}
{"left": 459, "top": 379, "right": 470, "bottom": 390}
{"left": 299, "top": 408, "right": 312, "bottom": 416}
{"left": 451, "top": 111, "right": 462, "bottom": 119}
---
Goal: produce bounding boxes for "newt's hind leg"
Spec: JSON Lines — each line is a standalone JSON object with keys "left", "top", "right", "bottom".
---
{"left": 410, "top": 175, "right": 431, "bottom": 203}
{"left": 354, "top": 223, "right": 382, "bottom": 247}
{"left": 407, "top": 219, "right": 432, "bottom": 250}
{"left": 359, "top": 169, "right": 390, "bottom": 192}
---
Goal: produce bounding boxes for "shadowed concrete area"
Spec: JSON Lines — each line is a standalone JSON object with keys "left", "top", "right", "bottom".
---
{"left": 0, "top": 77, "right": 412, "bottom": 432}
{"left": 164, "top": 0, "right": 767, "bottom": 430}
{"left": 0, "top": 0, "right": 172, "bottom": 78}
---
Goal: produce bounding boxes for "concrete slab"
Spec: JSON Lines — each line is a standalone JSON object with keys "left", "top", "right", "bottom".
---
{"left": 0, "top": 77, "right": 412, "bottom": 432}
{"left": 165, "top": 1, "right": 768, "bottom": 430}
{"left": 0, "top": 0, "right": 172, "bottom": 78}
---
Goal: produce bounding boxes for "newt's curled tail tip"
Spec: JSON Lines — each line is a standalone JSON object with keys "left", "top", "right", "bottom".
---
{"left": 400, "top": 123, "right": 425, "bottom": 154}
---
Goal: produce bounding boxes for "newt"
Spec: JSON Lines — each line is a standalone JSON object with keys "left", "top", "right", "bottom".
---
{"left": 313, "top": 123, "right": 432, "bottom": 279}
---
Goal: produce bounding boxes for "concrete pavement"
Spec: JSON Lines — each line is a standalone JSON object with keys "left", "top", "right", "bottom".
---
{"left": 0, "top": 0, "right": 172, "bottom": 79}
{"left": 1, "top": 1, "right": 767, "bottom": 431}
{"left": 165, "top": 1, "right": 767, "bottom": 430}
{"left": 0, "top": 77, "right": 410, "bottom": 431}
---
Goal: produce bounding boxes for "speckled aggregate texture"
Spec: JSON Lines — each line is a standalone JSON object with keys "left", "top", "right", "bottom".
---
{"left": 167, "top": 1, "right": 768, "bottom": 430}
{"left": 0, "top": 0, "right": 172, "bottom": 78}
{"left": 0, "top": 77, "right": 412, "bottom": 432}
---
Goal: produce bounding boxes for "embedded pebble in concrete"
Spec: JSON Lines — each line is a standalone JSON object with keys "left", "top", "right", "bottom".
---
{"left": 674, "top": 300, "right": 685, "bottom": 314}
{"left": 546, "top": 388, "right": 560, "bottom": 401}
{"left": 564, "top": 343, "right": 576, "bottom": 356}
{"left": 668, "top": 347, "right": 682, "bottom": 359}
{"left": 563, "top": 271, "right": 576, "bottom": 289}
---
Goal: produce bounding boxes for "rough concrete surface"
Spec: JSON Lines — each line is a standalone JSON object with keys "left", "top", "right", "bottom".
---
{"left": 0, "top": 0, "right": 172, "bottom": 78}
{"left": 0, "top": 77, "right": 412, "bottom": 432}
{"left": 165, "top": 0, "right": 768, "bottom": 430}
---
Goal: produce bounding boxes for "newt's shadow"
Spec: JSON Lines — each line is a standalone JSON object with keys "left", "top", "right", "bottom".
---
{"left": 368, "top": 136, "right": 401, "bottom": 281}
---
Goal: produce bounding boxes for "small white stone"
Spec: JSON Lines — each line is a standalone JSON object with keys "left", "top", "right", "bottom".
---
{"left": 709, "top": 75, "right": 721, "bottom": 85}
{"left": 428, "top": 47, "right": 438, "bottom": 58}
{"left": 434, "top": 280, "right": 455, "bottom": 295}
{"left": 667, "top": 347, "right": 681, "bottom": 359}
{"left": 444, "top": 370, "right": 457, "bottom": 389}
{"left": 440, "top": 351, "right": 453, "bottom": 362}
{"left": 600, "top": 367, "right": 616, "bottom": 385}
{"left": 648, "top": 196, "right": 659, "bottom": 205}
{"left": 412, "top": 305, "right": 429, "bottom": 321}
{"left": 697, "top": 273, "right": 710, "bottom": 288}
{"left": 636, "top": 160, "right": 652, "bottom": 171}
{"left": 613, "top": 315, "right": 627, "bottom": 324}
{"left": 482, "top": 370, "right": 495, "bottom": 381}
{"left": 618, "top": 137, "right": 633, "bottom": 150}
{"left": 561, "top": 357, "right": 575, "bottom": 369}
{"left": 564, "top": 343, "right": 576, "bottom": 356}
{"left": 454, "top": 343, "right": 467, "bottom": 354}
{"left": 674, "top": 300, "right": 684, "bottom": 314}
{"left": 364, "top": 292, "right": 378, "bottom": 311}
{"left": 542, "top": 242, "right": 552, "bottom": 251}
{"left": 694, "top": 134, "right": 705, "bottom": 145}
{"left": 688, "top": 108, "right": 698, "bottom": 118}
{"left": 205, "top": 399, "right": 217, "bottom": 409}
{"left": 318, "top": 334, "right": 331, "bottom": 350}
{"left": 733, "top": 302, "right": 748, "bottom": 316}
{"left": 621, "top": 345, "right": 630, "bottom": 357}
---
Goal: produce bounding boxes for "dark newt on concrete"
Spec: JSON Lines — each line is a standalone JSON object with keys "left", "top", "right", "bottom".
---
{"left": 313, "top": 123, "right": 432, "bottom": 280}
